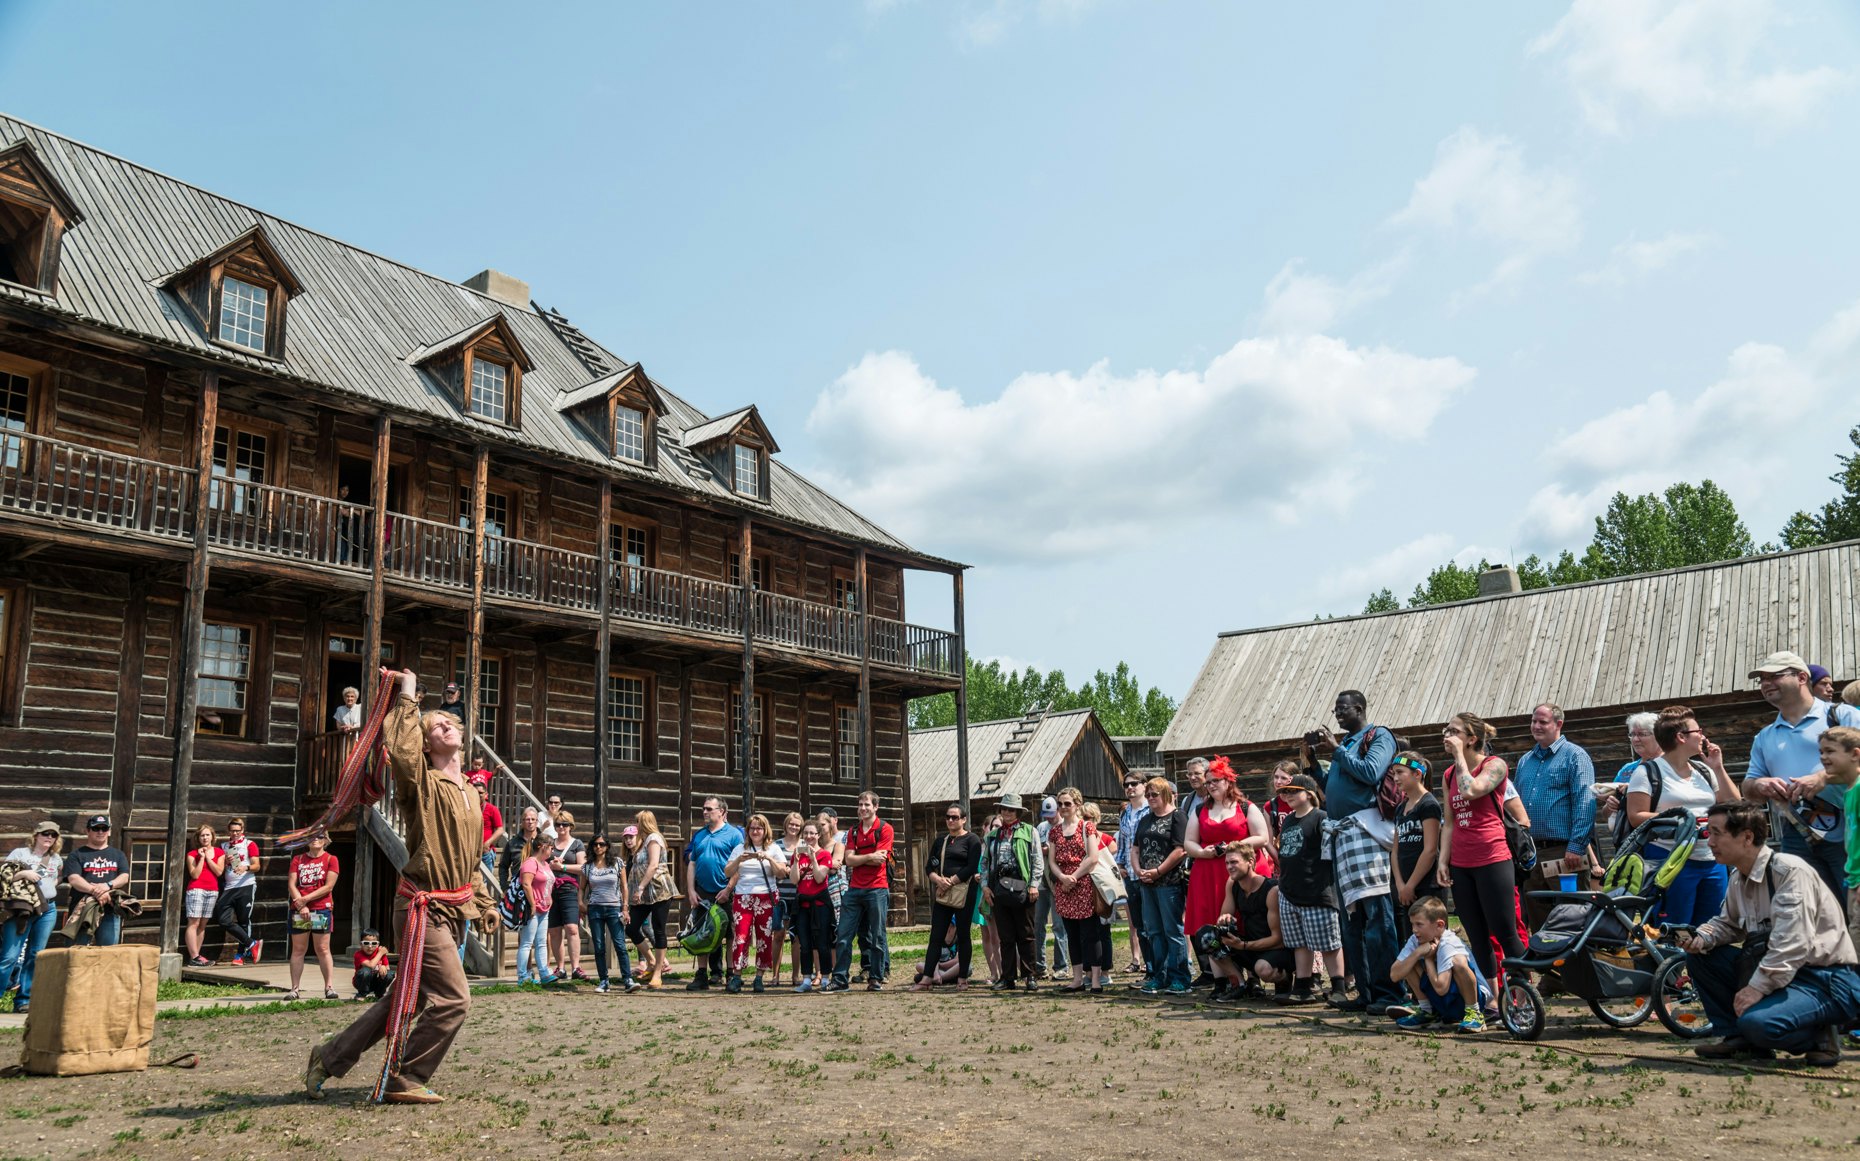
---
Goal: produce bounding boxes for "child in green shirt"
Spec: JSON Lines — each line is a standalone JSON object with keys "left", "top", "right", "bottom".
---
{"left": 1821, "top": 726, "right": 1860, "bottom": 924}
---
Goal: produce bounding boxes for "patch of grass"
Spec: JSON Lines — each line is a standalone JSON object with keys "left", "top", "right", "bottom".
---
{"left": 156, "top": 979, "right": 267, "bottom": 1002}
{"left": 157, "top": 998, "right": 349, "bottom": 1021}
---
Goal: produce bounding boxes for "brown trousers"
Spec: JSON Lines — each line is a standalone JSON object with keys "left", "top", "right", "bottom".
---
{"left": 319, "top": 906, "right": 469, "bottom": 1091}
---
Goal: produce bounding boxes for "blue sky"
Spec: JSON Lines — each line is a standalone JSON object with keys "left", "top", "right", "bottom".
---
{"left": 3, "top": 1, "right": 1857, "bottom": 700}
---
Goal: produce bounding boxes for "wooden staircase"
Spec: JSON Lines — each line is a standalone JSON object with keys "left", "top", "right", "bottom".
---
{"left": 974, "top": 704, "right": 1047, "bottom": 798}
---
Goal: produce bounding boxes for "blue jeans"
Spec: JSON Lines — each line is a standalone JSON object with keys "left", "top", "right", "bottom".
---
{"left": 1139, "top": 882, "right": 1190, "bottom": 988}
{"left": 517, "top": 913, "right": 549, "bottom": 982}
{"left": 0, "top": 908, "right": 55, "bottom": 1003}
{"left": 1033, "top": 885, "right": 1069, "bottom": 973}
{"left": 71, "top": 912, "right": 121, "bottom": 948}
{"left": 1644, "top": 847, "right": 1728, "bottom": 927}
{"left": 1341, "top": 892, "right": 1402, "bottom": 1006}
{"left": 1688, "top": 944, "right": 1860, "bottom": 1052}
{"left": 831, "top": 887, "right": 889, "bottom": 986}
{"left": 1779, "top": 829, "right": 1849, "bottom": 919}
{"left": 587, "top": 904, "right": 632, "bottom": 982}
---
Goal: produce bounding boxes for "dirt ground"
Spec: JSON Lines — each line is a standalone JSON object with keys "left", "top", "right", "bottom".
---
{"left": 4, "top": 981, "right": 1860, "bottom": 1161}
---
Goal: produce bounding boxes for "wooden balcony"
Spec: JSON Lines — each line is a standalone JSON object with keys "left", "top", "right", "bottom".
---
{"left": 0, "top": 430, "right": 193, "bottom": 543}
{"left": 0, "top": 431, "right": 961, "bottom": 683}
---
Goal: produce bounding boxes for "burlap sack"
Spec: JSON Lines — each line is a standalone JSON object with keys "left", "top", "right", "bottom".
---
{"left": 19, "top": 944, "right": 159, "bottom": 1076}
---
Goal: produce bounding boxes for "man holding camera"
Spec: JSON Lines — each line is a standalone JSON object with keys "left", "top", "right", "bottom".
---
{"left": 1304, "top": 689, "right": 1401, "bottom": 1014}
{"left": 1682, "top": 801, "right": 1860, "bottom": 1066}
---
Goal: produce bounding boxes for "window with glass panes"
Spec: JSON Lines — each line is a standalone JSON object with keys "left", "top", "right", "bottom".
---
{"left": 728, "top": 553, "right": 766, "bottom": 590}
{"left": 733, "top": 443, "right": 761, "bottom": 497}
{"left": 218, "top": 276, "right": 270, "bottom": 352}
{"left": 729, "top": 691, "right": 765, "bottom": 777}
{"left": 0, "top": 368, "right": 27, "bottom": 471}
{"left": 469, "top": 357, "right": 509, "bottom": 423}
{"left": 210, "top": 425, "right": 268, "bottom": 514}
{"left": 614, "top": 404, "right": 647, "bottom": 463}
{"left": 451, "top": 654, "right": 504, "bottom": 753}
{"left": 832, "top": 573, "right": 859, "bottom": 612}
{"left": 129, "top": 840, "right": 167, "bottom": 904}
{"left": 836, "top": 705, "right": 861, "bottom": 784}
{"left": 608, "top": 673, "right": 647, "bottom": 764}
{"left": 197, "top": 622, "right": 253, "bottom": 737}
{"left": 457, "top": 489, "right": 509, "bottom": 539}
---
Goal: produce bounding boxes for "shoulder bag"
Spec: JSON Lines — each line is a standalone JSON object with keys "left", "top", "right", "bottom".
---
{"left": 1086, "top": 824, "right": 1126, "bottom": 919}
{"left": 932, "top": 835, "right": 971, "bottom": 910}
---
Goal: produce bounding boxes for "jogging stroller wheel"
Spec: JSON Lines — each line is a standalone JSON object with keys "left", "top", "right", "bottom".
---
{"left": 1651, "top": 954, "right": 1712, "bottom": 1040}
{"left": 1501, "top": 977, "right": 1545, "bottom": 1041}
{"left": 1587, "top": 985, "right": 1654, "bottom": 1028}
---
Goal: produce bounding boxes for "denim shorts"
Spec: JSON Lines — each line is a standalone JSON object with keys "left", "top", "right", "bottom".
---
{"left": 184, "top": 888, "right": 218, "bottom": 919}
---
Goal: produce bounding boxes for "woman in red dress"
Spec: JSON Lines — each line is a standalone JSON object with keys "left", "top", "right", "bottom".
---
{"left": 1046, "top": 788, "right": 1110, "bottom": 993}
{"left": 1183, "top": 759, "right": 1270, "bottom": 957}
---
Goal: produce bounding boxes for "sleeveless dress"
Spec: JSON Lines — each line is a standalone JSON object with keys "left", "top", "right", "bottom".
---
{"left": 1185, "top": 804, "right": 1253, "bottom": 935}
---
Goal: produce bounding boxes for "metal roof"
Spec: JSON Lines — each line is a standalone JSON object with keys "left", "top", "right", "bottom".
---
{"left": 910, "top": 709, "right": 1102, "bottom": 804}
{"left": 1161, "top": 539, "right": 1860, "bottom": 754}
{"left": 0, "top": 114, "right": 955, "bottom": 568}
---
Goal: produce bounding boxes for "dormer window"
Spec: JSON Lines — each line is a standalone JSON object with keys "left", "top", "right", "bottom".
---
{"left": 163, "top": 224, "right": 301, "bottom": 361}
{"left": 469, "top": 356, "right": 509, "bottom": 424}
{"left": 614, "top": 404, "right": 647, "bottom": 463}
{"left": 733, "top": 443, "right": 762, "bottom": 498}
{"left": 0, "top": 141, "right": 83, "bottom": 296}
{"left": 218, "top": 276, "right": 270, "bottom": 352}
{"left": 411, "top": 314, "right": 532, "bottom": 431}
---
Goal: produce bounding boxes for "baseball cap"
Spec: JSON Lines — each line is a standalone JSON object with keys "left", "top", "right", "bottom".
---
{"left": 444, "top": 682, "right": 459, "bottom": 692}
{"left": 621, "top": 825, "right": 638, "bottom": 837}
{"left": 1808, "top": 664, "right": 1831, "bottom": 685}
{"left": 33, "top": 820, "right": 59, "bottom": 837}
{"left": 85, "top": 814, "right": 110, "bottom": 831}
{"left": 1749, "top": 651, "right": 1810, "bottom": 678}
{"left": 1040, "top": 796, "right": 1058, "bottom": 818}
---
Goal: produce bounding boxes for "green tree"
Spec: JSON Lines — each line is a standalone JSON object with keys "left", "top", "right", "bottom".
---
{"left": 1407, "top": 560, "right": 1487, "bottom": 607}
{"left": 1515, "top": 547, "right": 1602, "bottom": 590}
{"left": 1775, "top": 426, "right": 1860, "bottom": 549}
{"left": 1362, "top": 588, "right": 1399, "bottom": 614}
{"left": 908, "top": 656, "right": 1176, "bottom": 735}
{"left": 1591, "top": 480, "right": 1752, "bottom": 576}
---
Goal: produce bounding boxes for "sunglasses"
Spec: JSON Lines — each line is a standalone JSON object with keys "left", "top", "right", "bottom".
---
{"left": 945, "top": 814, "right": 963, "bottom": 821}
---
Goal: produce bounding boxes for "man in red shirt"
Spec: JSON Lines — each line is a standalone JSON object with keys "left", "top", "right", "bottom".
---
{"left": 469, "top": 770, "right": 503, "bottom": 883}
{"left": 825, "top": 790, "right": 893, "bottom": 992}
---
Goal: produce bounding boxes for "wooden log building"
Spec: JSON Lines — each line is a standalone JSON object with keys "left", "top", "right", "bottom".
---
{"left": 0, "top": 114, "right": 970, "bottom": 952}
{"left": 1161, "top": 547, "right": 1859, "bottom": 801}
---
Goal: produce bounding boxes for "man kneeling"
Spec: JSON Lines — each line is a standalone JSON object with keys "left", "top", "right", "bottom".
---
{"left": 1682, "top": 801, "right": 1860, "bottom": 1066}
{"left": 1388, "top": 896, "right": 1489, "bottom": 1035}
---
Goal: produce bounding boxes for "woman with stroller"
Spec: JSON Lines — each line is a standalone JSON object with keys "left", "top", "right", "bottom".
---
{"left": 1622, "top": 705, "right": 1739, "bottom": 927}
{"left": 1436, "top": 713, "right": 1526, "bottom": 986}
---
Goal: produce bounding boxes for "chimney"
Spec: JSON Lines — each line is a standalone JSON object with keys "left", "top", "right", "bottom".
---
{"left": 1478, "top": 565, "right": 1521, "bottom": 598}
{"left": 463, "top": 269, "right": 530, "bottom": 310}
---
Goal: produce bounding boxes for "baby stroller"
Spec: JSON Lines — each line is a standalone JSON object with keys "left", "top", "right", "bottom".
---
{"left": 1497, "top": 807, "right": 1710, "bottom": 1041}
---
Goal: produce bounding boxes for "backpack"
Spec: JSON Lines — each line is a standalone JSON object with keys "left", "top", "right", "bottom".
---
{"left": 495, "top": 864, "right": 532, "bottom": 931}
{"left": 1611, "top": 756, "right": 1714, "bottom": 849}
{"left": 1354, "top": 727, "right": 1401, "bottom": 820}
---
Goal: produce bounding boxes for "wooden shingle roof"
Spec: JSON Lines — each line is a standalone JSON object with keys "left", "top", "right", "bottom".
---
{"left": 1161, "top": 539, "right": 1860, "bottom": 754}
{"left": 0, "top": 113, "right": 950, "bottom": 567}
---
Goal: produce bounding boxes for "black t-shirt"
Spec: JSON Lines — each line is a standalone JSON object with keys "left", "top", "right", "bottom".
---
{"left": 1275, "top": 810, "right": 1335, "bottom": 908}
{"left": 1234, "top": 875, "right": 1278, "bottom": 943}
{"left": 63, "top": 845, "right": 129, "bottom": 893}
{"left": 551, "top": 838, "right": 586, "bottom": 895}
{"left": 1395, "top": 793, "right": 1442, "bottom": 884}
{"left": 1133, "top": 810, "right": 1189, "bottom": 886}
{"left": 930, "top": 832, "right": 982, "bottom": 883}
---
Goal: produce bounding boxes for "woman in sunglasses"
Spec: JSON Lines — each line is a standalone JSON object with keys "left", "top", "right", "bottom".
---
{"left": 916, "top": 804, "right": 981, "bottom": 989}
{"left": 581, "top": 834, "right": 638, "bottom": 993}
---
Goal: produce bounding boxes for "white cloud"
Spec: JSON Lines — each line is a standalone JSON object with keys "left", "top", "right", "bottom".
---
{"left": 951, "top": 0, "right": 1100, "bottom": 48}
{"left": 1255, "top": 254, "right": 1406, "bottom": 337}
{"left": 803, "top": 335, "right": 1476, "bottom": 564}
{"left": 1389, "top": 127, "right": 1582, "bottom": 297}
{"left": 1577, "top": 231, "right": 1712, "bottom": 286}
{"left": 1313, "top": 533, "right": 1455, "bottom": 606}
{"left": 1531, "top": 0, "right": 1851, "bottom": 133}
{"left": 1518, "top": 296, "right": 1860, "bottom": 543}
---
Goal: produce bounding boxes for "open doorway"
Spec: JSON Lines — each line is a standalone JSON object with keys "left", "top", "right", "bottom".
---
{"left": 323, "top": 634, "right": 395, "bottom": 732}
{"left": 335, "top": 456, "right": 406, "bottom": 512}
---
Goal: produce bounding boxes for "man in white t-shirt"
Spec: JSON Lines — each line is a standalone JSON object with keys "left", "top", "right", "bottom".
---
{"left": 217, "top": 818, "right": 263, "bottom": 964}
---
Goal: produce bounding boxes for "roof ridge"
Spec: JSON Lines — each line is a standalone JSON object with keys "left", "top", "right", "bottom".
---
{"left": 0, "top": 111, "right": 540, "bottom": 318}
{"left": 1221, "top": 536, "right": 1860, "bottom": 640}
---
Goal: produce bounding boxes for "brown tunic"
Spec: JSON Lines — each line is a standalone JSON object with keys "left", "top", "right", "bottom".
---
{"left": 384, "top": 695, "right": 482, "bottom": 922}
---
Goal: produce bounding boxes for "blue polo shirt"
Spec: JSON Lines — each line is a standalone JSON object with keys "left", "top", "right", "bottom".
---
{"left": 684, "top": 822, "right": 745, "bottom": 897}
{"left": 1749, "top": 699, "right": 1860, "bottom": 810}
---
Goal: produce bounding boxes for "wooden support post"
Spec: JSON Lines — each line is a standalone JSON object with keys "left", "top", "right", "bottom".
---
{"left": 856, "top": 547, "right": 872, "bottom": 791}
{"left": 593, "top": 479, "right": 612, "bottom": 835}
{"left": 738, "top": 515, "right": 755, "bottom": 815}
{"left": 163, "top": 370, "right": 218, "bottom": 957}
{"left": 108, "top": 574, "right": 148, "bottom": 837}
{"left": 357, "top": 413, "right": 391, "bottom": 941}
{"left": 531, "top": 651, "right": 549, "bottom": 800}
{"left": 954, "top": 568, "right": 970, "bottom": 819}
{"left": 465, "top": 447, "right": 488, "bottom": 750}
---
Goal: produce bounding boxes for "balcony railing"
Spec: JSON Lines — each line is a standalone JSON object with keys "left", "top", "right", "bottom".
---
{"left": 382, "top": 514, "right": 474, "bottom": 591}
{"left": 757, "top": 589, "right": 861, "bottom": 660}
{"left": 0, "top": 430, "right": 193, "bottom": 541}
{"left": 204, "top": 478, "right": 373, "bottom": 571}
{"left": 305, "top": 728, "right": 360, "bottom": 805}
{"left": 484, "top": 536, "right": 602, "bottom": 612}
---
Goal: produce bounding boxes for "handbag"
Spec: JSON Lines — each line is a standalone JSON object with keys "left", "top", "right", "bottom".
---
{"left": 931, "top": 835, "right": 971, "bottom": 910}
{"left": 1088, "top": 856, "right": 1124, "bottom": 919}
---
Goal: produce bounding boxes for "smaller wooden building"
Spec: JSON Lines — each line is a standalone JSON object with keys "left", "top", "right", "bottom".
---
{"left": 905, "top": 707, "right": 1127, "bottom": 908}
